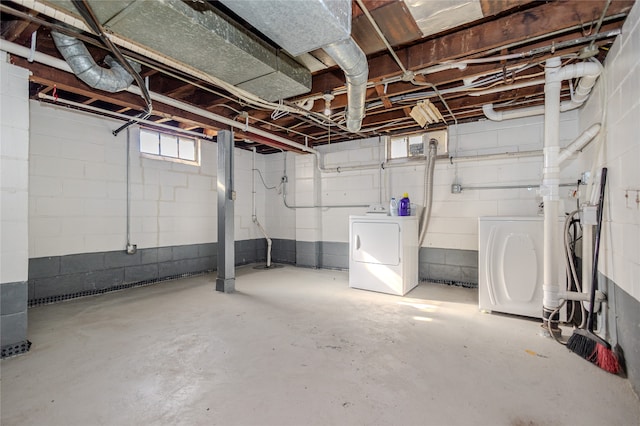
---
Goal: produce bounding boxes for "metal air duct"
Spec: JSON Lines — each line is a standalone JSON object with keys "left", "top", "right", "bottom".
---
{"left": 51, "top": 30, "right": 138, "bottom": 92}
{"left": 220, "top": 0, "right": 368, "bottom": 132}
{"left": 42, "top": 0, "right": 311, "bottom": 101}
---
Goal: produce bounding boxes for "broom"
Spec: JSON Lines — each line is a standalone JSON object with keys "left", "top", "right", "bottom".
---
{"left": 566, "top": 167, "right": 621, "bottom": 374}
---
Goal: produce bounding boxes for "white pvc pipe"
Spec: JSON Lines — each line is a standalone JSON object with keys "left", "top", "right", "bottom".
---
{"left": 542, "top": 57, "right": 563, "bottom": 320}
{"left": 558, "top": 123, "right": 601, "bottom": 164}
{"left": 482, "top": 103, "right": 545, "bottom": 121}
{"left": 541, "top": 58, "right": 602, "bottom": 327}
{"left": 482, "top": 61, "right": 602, "bottom": 122}
{"left": 1, "top": 38, "right": 72, "bottom": 72}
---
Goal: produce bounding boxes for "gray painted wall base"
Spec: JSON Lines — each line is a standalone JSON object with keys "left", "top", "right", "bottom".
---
{"left": 602, "top": 273, "right": 640, "bottom": 397}
{"left": 27, "top": 241, "right": 481, "bottom": 303}
{"left": 28, "top": 243, "right": 219, "bottom": 303}
{"left": 419, "top": 247, "right": 478, "bottom": 287}
{"left": 288, "top": 241, "right": 479, "bottom": 286}
{"left": 1, "top": 281, "right": 28, "bottom": 347}
{"left": 27, "top": 240, "right": 278, "bottom": 304}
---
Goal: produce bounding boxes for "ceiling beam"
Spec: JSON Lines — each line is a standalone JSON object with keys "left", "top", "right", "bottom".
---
{"left": 310, "top": 0, "right": 634, "bottom": 95}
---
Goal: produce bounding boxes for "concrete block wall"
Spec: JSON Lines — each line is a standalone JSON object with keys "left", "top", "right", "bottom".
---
{"left": 576, "top": 3, "right": 640, "bottom": 303}
{"left": 577, "top": 0, "right": 640, "bottom": 396}
{"left": 27, "top": 244, "right": 218, "bottom": 303}
{"left": 263, "top": 151, "right": 295, "bottom": 241}
{"left": 264, "top": 113, "right": 581, "bottom": 280}
{"left": 0, "top": 56, "right": 30, "bottom": 353}
{"left": 28, "top": 102, "right": 267, "bottom": 300}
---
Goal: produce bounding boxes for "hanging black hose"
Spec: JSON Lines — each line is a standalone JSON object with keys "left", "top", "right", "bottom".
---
{"left": 71, "top": 0, "right": 153, "bottom": 135}
{"left": 566, "top": 167, "right": 622, "bottom": 374}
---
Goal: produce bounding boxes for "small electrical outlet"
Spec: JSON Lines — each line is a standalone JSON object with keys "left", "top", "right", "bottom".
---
{"left": 581, "top": 171, "right": 591, "bottom": 185}
{"left": 126, "top": 243, "right": 137, "bottom": 255}
{"left": 451, "top": 183, "right": 462, "bottom": 194}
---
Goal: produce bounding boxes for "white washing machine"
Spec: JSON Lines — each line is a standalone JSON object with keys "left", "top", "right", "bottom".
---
{"left": 478, "top": 216, "right": 566, "bottom": 319}
{"left": 349, "top": 215, "right": 418, "bottom": 296}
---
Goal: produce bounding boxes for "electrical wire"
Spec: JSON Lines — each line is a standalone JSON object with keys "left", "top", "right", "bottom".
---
{"left": 255, "top": 168, "right": 282, "bottom": 192}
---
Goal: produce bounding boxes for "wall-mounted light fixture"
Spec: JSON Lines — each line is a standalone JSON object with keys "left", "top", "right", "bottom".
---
{"left": 410, "top": 99, "right": 444, "bottom": 128}
{"left": 323, "top": 92, "right": 335, "bottom": 116}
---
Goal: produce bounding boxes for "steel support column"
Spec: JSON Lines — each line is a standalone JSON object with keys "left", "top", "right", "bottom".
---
{"left": 216, "top": 130, "right": 235, "bottom": 293}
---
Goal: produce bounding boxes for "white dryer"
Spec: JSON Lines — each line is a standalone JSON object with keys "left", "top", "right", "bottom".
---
{"left": 349, "top": 215, "right": 418, "bottom": 296}
{"left": 478, "top": 216, "right": 565, "bottom": 319}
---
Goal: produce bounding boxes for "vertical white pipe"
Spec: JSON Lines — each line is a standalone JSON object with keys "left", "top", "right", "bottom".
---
{"left": 542, "top": 57, "right": 562, "bottom": 324}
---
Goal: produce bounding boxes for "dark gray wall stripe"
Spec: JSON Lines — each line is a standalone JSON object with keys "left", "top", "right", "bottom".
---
{"left": 296, "top": 241, "right": 320, "bottom": 268}
{"left": 29, "top": 242, "right": 225, "bottom": 303}
{"left": 27, "top": 241, "right": 481, "bottom": 302}
{"left": 419, "top": 247, "right": 478, "bottom": 287}
{"left": 601, "top": 273, "right": 640, "bottom": 397}
{"left": 1, "top": 281, "right": 28, "bottom": 315}
{"left": 0, "top": 281, "right": 29, "bottom": 348}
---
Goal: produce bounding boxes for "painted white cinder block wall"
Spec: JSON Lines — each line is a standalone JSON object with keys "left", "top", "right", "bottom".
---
{"left": 0, "top": 55, "right": 30, "bottom": 284}
{"left": 265, "top": 111, "right": 582, "bottom": 252}
{"left": 577, "top": 1, "right": 640, "bottom": 302}
{"left": 28, "top": 102, "right": 265, "bottom": 258}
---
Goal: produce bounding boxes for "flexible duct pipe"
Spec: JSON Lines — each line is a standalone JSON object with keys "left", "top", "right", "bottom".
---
{"left": 51, "top": 31, "right": 138, "bottom": 92}
{"left": 252, "top": 148, "right": 272, "bottom": 268}
{"left": 418, "top": 139, "right": 437, "bottom": 247}
{"left": 323, "top": 38, "right": 368, "bottom": 132}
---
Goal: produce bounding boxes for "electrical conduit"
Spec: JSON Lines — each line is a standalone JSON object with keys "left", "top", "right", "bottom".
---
{"left": 252, "top": 148, "right": 272, "bottom": 268}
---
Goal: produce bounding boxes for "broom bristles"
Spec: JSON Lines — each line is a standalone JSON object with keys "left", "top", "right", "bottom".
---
{"left": 567, "top": 332, "right": 596, "bottom": 360}
{"left": 567, "top": 331, "right": 621, "bottom": 375}
{"left": 596, "top": 343, "right": 621, "bottom": 374}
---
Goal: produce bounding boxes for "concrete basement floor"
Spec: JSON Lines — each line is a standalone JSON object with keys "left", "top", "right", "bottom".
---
{"left": 1, "top": 265, "right": 639, "bottom": 426}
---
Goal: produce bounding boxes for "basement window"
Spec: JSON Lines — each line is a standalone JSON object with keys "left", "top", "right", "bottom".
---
{"left": 387, "top": 129, "right": 448, "bottom": 160}
{"left": 139, "top": 128, "right": 199, "bottom": 164}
